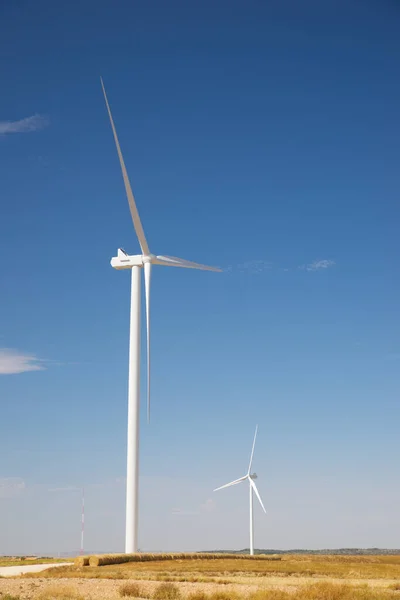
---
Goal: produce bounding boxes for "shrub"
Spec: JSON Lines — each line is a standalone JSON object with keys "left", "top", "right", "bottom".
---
{"left": 249, "top": 591, "right": 291, "bottom": 600}
{"left": 187, "top": 593, "right": 209, "bottom": 600}
{"left": 153, "top": 583, "right": 181, "bottom": 600}
{"left": 388, "top": 584, "right": 400, "bottom": 591}
{"left": 2, "top": 595, "right": 22, "bottom": 600}
{"left": 293, "top": 582, "right": 397, "bottom": 600}
{"left": 249, "top": 583, "right": 399, "bottom": 600}
{"left": 208, "top": 593, "right": 240, "bottom": 600}
{"left": 36, "top": 585, "right": 85, "bottom": 600}
{"left": 119, "top": 582, "right": 144, "bottom": 597}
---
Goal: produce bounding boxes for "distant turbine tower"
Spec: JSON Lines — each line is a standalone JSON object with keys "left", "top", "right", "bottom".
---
{"left": 101, "top": 79, "right": 221, "bottom": 553}
{"left": 80, "top": 487, "right": 85, "bottom": 556}
{"left": 214, "top": 425, "right": 266, "bottom": 555}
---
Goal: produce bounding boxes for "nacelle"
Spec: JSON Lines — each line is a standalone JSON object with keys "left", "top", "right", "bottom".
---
{"left": 111, "top": 249, "right": 144, "bottom": 270}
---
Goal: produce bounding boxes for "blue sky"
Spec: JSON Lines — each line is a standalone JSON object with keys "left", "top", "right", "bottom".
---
{"left": 0, "top": 0, "right": 399, "bottom": 555}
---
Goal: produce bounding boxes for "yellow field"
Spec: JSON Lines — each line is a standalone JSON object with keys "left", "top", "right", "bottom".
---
{"left": 2, "top": 554, "right": 400, "bottom": 600}
{"left": 0, "top": 556, "right": 72, "bottom": 567}
{"left": 33, "top": 554, "right": 400, "bottom": 580}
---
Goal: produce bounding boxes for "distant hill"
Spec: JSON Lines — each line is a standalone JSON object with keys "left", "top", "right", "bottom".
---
{"left": 35, "top": 547, "right": 400, "bottom": 558}
{"left": 204, "top": 548, "right": 400, "bottom": 556}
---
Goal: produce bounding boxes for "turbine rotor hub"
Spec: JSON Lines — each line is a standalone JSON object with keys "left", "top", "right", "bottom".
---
{"left": 142, "top": 254, "right": 155, "bottom": 265}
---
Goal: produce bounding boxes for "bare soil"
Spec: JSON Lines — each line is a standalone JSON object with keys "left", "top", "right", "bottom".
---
{"left": 1, "top": 574, "right": 400, "bottom": 600}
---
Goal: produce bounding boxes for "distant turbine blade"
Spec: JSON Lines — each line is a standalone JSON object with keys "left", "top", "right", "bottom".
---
{"left": 144, "top": 262, "right": 151, "bottom": 423}
{"left": 248, "top": 425, "right": 258, "bottom": 475}
{"left": 250, "top": 478, "right": 266, "bottom": 514}
{"left": 154, "top": 255, "right": 221, "bottom": 272}
{"left": 214, "top": 475, "right": 248, "bottom": 492}
{"left": 100, "top": 78, "right": 150, "bottom": 256}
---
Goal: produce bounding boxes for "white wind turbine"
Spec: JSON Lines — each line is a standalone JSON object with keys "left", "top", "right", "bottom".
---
{"left": 214, "top": 425, "right": 266, "bottom": 555}
{"left": 101, "top": 79, "right": 221, "bottom": 553}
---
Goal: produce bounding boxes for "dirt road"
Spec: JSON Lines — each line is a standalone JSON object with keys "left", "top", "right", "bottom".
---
{"left": 0, "top": 563, "right": 71, "bottom": 577}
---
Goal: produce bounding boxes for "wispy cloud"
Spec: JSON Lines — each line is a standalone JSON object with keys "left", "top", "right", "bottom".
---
{"left": 48, "top": 486, "right": 82, "bottom": 493}
{"left": 227, "top": 258, "right": 336, "bottom": 275}
{"left": 226, "top": 260, "right": 272, "bottom": 274}
{"left": 171, "top": 508, "right": 199, "bottom": 517}
{"left": 238, "top": 259, "right": 272, "bottom": 274}
{"left": 300, "top": 259, "right": 336, "bottom": 272}
{"left": 48, "top": 480, "right": 115, "bottom": 492}
{"left": 0, "top": 478, "right": 25, "bottom": 499}
{"left": 200, "top": 498, "right": 216, "bottom": 513}
{"left": 0, "top": 114, "right": 48, "bottom": 135}
{"left": 172, "top": 498, "right": 216, "bottom": 517}
{"left": 0, "top": 348, "right": 46, "bottom": 375}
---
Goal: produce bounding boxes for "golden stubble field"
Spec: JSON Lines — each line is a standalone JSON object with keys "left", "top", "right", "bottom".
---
{"left": 1, "top": 555, "right": 400, "bottom": 600}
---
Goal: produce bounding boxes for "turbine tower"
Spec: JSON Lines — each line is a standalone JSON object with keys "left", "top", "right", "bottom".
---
{"left": 214, "top": 426, "right": 266, "bottom": 555}
{"left": 101, "top": 79, "right": 221, "bottom": 553}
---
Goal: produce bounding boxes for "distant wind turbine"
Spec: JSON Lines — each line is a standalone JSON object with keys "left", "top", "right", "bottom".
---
{"left": 80, "top": 487, "right": 85, "bottom": 556}
{"left": 214, "top": 425, "right": 266, "bottom": 555}
{"left": 101, "top": 79, "right": 221, "bottom": 553}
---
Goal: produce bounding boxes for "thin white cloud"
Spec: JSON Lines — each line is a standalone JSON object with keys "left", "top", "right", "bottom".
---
{"left": 0, "top": 114, "right": 48, "bottom": 135}
{"left": 172, "top": 498, "right": 216, "bottom": 517}
{"left": 200, "top": 498, "right": 216, "bottom": 513}
{"left": 225, "top": 260, "right": 272, "bottom": 274}
{"left": 227, "top": 258, "right": 336, "bottom": 274}
{"left": 238, "top": 259, "right": 272, "bottom": 274}
{"left": 300, "top": 259, "right": 336, "bottom": 272}
{"left": 0, "top": 478, "right": 26, "bottom": 499}
{"left": 171, "top": 508, "right": 199, "bottom": 516}
{"left": 0, "top": 348, "right": 46, "bottom": 375}
{"left": 48, "top": 486, "right": 82, "bottom": 493}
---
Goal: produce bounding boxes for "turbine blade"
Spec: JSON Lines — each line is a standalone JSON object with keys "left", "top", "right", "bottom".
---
{"left": 248, "top": 425, "right": 258, "bottom": 475}
{"left": 100, "top": 78, "right": 150, "bottom": 256}
{"left": 154, "top": 255, "right": 221, "bottom": 272}
{"left": 213, "top": 475, "right": 247, "bottom": 492}
{"left": 250, "top": 478, "right": 266, "bottom": 514}
{"left": 144, "top": 262, "right": 151, "bottom": 423}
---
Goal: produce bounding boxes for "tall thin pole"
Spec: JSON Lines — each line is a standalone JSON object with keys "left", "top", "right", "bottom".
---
{"left": 126, "top": 266, "right": 141, "bottom": 553}
{"left": 249, "top": 481, "right": 254, "bottom": 555}
{"left": 80, "top": 487, "right": 85, "bottom": 556}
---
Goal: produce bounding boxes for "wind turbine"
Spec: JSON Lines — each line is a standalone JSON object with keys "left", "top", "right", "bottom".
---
{"left": 214, "top": 425, "right": 266, "bottom": 555}
{"left": 100, "top": 79, "right": 221, "bottom": 553}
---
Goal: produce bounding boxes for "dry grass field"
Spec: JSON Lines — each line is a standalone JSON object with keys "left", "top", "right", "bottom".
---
{"left": 0, "top": 558, "right": 72, "bottom": 568}
{"left": 1, "top": 555, "right": 400, "bottom": 600}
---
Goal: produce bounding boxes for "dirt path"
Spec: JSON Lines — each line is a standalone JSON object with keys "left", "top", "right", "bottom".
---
{"left": 0, "top": 563, "right": 71, "bottom": 577}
